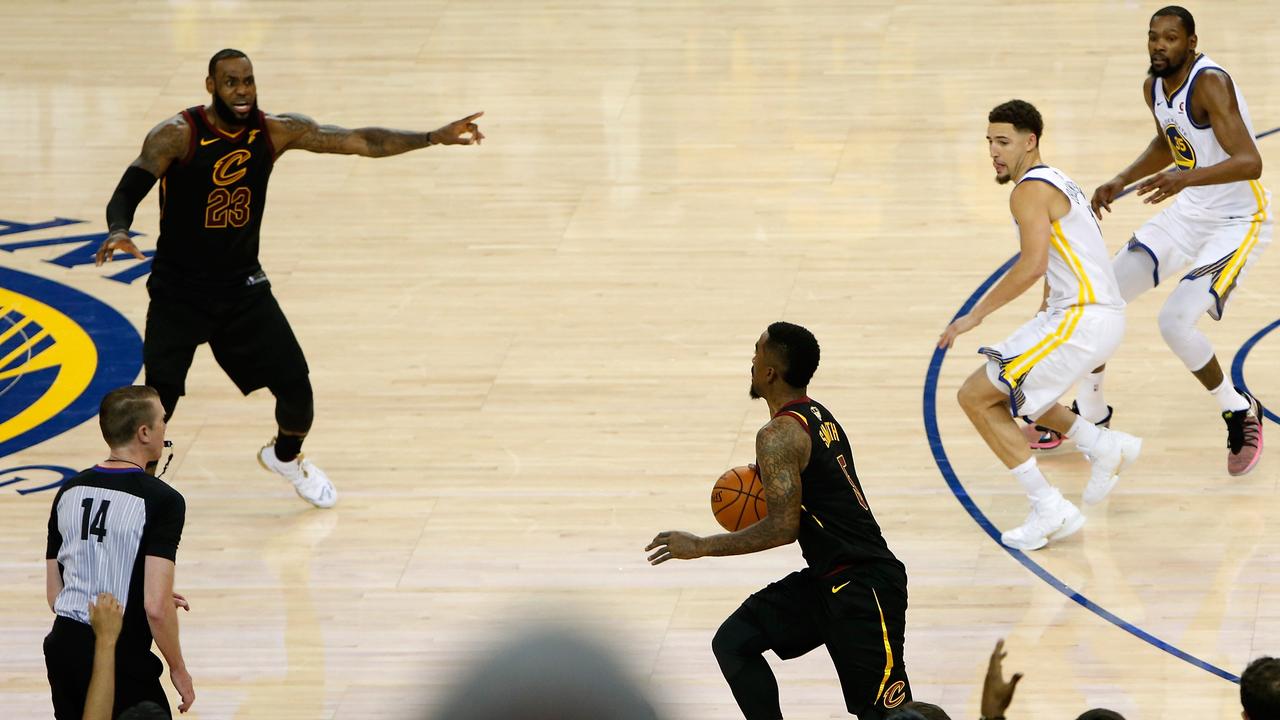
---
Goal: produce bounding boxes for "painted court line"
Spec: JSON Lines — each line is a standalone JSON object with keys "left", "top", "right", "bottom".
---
{"left": 919, "top": 125, "right": 1280, "bottom": 684}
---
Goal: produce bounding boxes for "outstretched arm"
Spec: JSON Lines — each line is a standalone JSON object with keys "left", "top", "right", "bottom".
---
{"left": 270, "top": 111, "right": 484, "bottom": 158}
{"left": 646, "top": 417, "right": 807, "bottom": 564}
{"left": 938, "top": 181, "right": 1053, "bottom": 349}
{"left": 97, "top": 116, "right": 191, "bottom": 265}
{"left": 1092, "top": 77, "right": 1171, "bottom": 218}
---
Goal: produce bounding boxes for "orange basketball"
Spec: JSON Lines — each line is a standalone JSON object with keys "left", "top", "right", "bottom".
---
{"left": 711, "top": 464, "right": 768, "bottom": 531}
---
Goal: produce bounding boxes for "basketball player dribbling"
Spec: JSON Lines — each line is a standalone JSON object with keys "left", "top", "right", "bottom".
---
{"left": 647, "top": 322, "right": 910, "bottom": 720}
{"left": 940, "top": 101, "right": 1143, "bottom": 551}
{"left": 95, "top": 49, "right": 484, "bottom": 507}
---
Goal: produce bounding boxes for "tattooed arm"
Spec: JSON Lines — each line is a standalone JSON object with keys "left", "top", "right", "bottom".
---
{"left": 268, "top": 111, "right": 484, "bottom": 158}
{"left": 96, "top": 115, "right": 191, "bottom": 265}
{"left": 646, "top": 417, "right": 808, "bottom": 564}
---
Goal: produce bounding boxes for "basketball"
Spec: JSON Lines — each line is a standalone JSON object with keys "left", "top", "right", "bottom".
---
{"left": 710, "top": 464, "right": 768, "bottom": 531}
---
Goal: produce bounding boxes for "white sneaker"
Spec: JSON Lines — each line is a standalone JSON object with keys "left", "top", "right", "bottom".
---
{"left": 1000, "top": 490, "right": 1085, "bottom": 551}
{"left": 1081, "top": 428, "right": 1142, "bottom": 505}
{"left": 258, "top": 440, "right": 337, "bottom": 508}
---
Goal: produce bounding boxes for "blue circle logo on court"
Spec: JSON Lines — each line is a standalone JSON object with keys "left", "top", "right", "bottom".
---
{"left": 1164, "top": 123, "right": 1197, "bottom": 170}
{"left": 0, "top": 267, "right": 141, "bottom": 461}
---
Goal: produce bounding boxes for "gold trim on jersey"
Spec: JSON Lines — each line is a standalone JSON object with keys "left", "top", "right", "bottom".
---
{"left": 999, "top": 305, "right": 1084, "bottom": 390}
{"left": 1212, "top": 180, "right": 1269, "bottom": 298}
{"left": 872, "top": 588, "right": 894, "bottom": 704}
{"left": 997, "top": 221, "right": 1091, "bottom": 386}
{"left": 1049, "top": 220, "right": 1095, "bottom": 305}
{"left": 1161, "top": 53, "right": 1202, "bottom": 103}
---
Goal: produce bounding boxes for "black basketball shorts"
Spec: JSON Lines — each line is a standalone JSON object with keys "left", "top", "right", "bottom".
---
{"left": 739, "top": 567, "right": 911, "bottom": 718}
{"left": 144, "top": 284, "right": 309, "bottom": 395}
{"left": 44, "top": 616, "right": 169, "bottom": 719}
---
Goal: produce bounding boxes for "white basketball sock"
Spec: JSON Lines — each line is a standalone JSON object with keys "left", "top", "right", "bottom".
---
{"left": 1010, "top": 457, "right": 1054, "bottom": 502}
{"left": 1066, "top": 416, "right": 1102, "bottom": 451}
{"left": 1210, "top": 379, "right": 1250, "bottom": 413}
{"left": 1075, "top": 370, "right": 1108, "bottom": 424}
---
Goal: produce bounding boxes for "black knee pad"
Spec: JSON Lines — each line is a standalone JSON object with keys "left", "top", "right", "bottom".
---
{"left": 269, "top": 375, "right": 314, "bottom": 434}
{"left": 713, "top": 606, "right": 770, "bottom": 664}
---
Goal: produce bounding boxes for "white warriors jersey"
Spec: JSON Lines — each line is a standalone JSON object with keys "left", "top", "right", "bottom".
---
{"left": 1016, "top": 166, "right": 1125, "bottom": 312}
{"left": 1153, "top": 53, "right": 1268, "bottom": 217}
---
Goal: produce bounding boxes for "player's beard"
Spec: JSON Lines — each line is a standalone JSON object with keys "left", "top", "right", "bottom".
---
{"left": 996, "top": 173, "right": 1012, "bottom": 185}
{"left": 1148, "top": 52, "right": 1187, "bottom": 78}
{"left": 212, "top": 93, "right": 256, "bottom": 127}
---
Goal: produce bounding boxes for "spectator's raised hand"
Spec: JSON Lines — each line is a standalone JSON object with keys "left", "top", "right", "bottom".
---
{"left": 88, "top": 593, "right": 125, "bottom": 645}
{"left": 981, "top": 639, "right": 1023, "bottom": 718}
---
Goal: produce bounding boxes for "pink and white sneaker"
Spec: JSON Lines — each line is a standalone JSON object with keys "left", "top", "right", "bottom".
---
{"left": 1225, "top": 389, "right": 1264, "bottom": 477}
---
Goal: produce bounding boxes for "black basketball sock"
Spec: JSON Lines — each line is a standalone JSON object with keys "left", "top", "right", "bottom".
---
{"left": 712, "top": 607, "right": 783, "bottom": 720}
{"left": 274, "top": 432, "right": 305, "bottom": 463}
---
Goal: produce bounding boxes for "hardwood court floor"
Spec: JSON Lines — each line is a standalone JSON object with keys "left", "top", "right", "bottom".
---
{"left": 1, "top": 1, "right": 1278, "bottom": 718}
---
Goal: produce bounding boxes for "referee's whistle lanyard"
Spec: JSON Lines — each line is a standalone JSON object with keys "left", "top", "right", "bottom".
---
{"left": 156, "top": 440, "right": 175, "bottom": 479}
{"left": 106, "top": 440, "right": 174, "bottom": 478}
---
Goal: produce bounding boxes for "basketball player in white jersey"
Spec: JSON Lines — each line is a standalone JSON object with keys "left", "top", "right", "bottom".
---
{"left": 1081, "top": 6, "right": 1268, "bottom": 476}
{"left": 939, "top": 100, "right": 1143, "bottom": 551}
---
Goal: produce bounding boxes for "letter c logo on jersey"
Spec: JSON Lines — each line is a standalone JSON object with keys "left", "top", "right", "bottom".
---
{"left": 1164, "top": 123, "right": 1197, "bottom": 170}
{"left": 212, "top": 148, "right": 253, "bottom": 187}
{"left": 882, "top": 680, "right": 907, "bottom": 708}
{"left": 0, "top": 267, "right": 142, "bottom": 466}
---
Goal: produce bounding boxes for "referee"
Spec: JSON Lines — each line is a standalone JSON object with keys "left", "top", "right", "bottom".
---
{"left": 44, "top": 386, "right": 193, "bottom": 718}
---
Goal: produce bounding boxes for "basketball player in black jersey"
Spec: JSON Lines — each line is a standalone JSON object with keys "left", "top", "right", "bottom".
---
{"left": 646, "top": 322, "right": 910, "bottom": 720}
{"left": 94, "top": 49, "right": 484, "bottom": 507}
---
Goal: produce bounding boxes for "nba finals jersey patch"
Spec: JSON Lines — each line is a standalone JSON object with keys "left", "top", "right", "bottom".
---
{"left": 1164, "top": 123, "right": 1197, "bottom": 170}
{"left": 0, "top": 267, "right": 142, "bottom": 461}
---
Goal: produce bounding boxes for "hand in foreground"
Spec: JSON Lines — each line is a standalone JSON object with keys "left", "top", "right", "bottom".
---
{"left": 1135, "top": 169, "right": 1190, "bottom": 205}
{"left": 938, "top": 313, "right": 981, "bottom": 349}
{"left": 173, "top": 592, "right": 190, "bottom": 611}
{"left": 171, "top": 667, "right": 196, "bottom": 713}
{"left": 1090, "top": 176, "right": 1127, "bottom": 219}
{"left": 646, "top": 531, "right": 702, "bottom": 565}
{"left": 94, "top": 231, "right": 146, "bottom": 265}
{"left": 980, "top": 639, "right": 1024, "bottom": 719}
{"left": 432, "top": 111, "right": 485, "bottom": 145}
{"left": 88, "top": 592, "right": 124, "bottom": 644}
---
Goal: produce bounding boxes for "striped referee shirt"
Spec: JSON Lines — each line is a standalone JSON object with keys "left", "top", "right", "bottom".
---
{"left": 45, "top": 467, "right": 185, "bottom": 648}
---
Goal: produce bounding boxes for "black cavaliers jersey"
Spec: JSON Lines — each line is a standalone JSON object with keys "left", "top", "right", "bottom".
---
{"left": 151, "top": 105, "right": 275, "bottom": 294}
{"left": 772, "top": 398, "right": 904, "bottom": 579}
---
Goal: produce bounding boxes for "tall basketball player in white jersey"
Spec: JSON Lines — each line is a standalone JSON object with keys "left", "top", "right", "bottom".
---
{"left": 939, "top": 101, "right": 1143, "bottom": 551}
{"left": 1085, "top": 6, "right": 1268, "bottom": 476}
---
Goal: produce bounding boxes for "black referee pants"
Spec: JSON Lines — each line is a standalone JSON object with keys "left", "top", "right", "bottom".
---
{"left": 44, "top": 616, "right": 170, "bottom": 720}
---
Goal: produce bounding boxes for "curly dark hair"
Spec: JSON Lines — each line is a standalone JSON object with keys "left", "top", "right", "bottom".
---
{"left": 1242, "top": 656, "right": 1280, "bottom": 719}
{"left": 988, "top": 99, "right": 1044, "bottom": 142}
{"left": 765, "top": 322, "right": 820, "bottom": 389}
{"left": 1152, "top": 5, "right": 1195, "bottom": 36}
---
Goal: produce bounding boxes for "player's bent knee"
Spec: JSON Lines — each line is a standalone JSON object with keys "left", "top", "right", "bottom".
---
{"left": 956, "top": 371, "right": 995, "bottom": 413}
{"left": 712, "top": 609, "right": 765, "bottom": 666}
{"left": 270, "top": 375, "right": 315, "bottom": 434}
{"left": 1157, "top": 303, "right": 1197, "bottom": 344}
